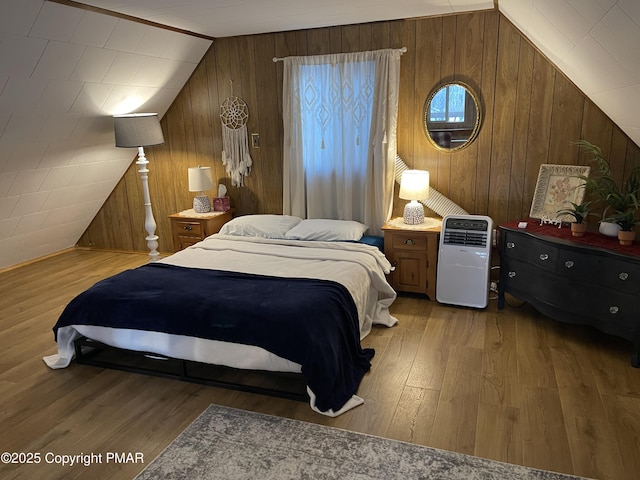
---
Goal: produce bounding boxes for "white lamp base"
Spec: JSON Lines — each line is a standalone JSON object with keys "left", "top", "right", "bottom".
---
{"left": 193, "top": 195, "right": 211, "bottom": 213}
{"left": 403, "top": 200, "right": 424, "bottom": 225}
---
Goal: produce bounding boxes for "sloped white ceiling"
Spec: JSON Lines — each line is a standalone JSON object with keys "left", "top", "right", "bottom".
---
{"left": 1, "top": 0, "right": 639, "bottom": 269}
{"left": 0, "top": 0, "right": 211, "bottom": 269}
{"left": 500, "top": 0, "right": 640, "bottom": 150}
{"left": 75, "top": 0, "right": 495, "bottom": 37}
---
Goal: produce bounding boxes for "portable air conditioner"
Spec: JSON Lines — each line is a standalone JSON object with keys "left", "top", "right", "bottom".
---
{"left": 436, "top": 214, "right": 493, "bottom": 308}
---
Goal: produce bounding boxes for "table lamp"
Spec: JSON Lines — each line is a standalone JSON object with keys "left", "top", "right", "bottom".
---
{"left": 399, "top": 170, "right": 430, "bottom": 225}
{"left": 188, "top": 166, "right": 214, "bottom": 213}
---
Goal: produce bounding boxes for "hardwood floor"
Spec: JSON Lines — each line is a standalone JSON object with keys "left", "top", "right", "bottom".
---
{"left": 1, "top": 249, "right": 639, "bottom": 480}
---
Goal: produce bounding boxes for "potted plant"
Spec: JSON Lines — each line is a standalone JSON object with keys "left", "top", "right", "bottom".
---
{"left": 556, "top": 200, "right": 592, "bottom": 237}
{"left": 605, "top": 209, "right": 639, "bottom": 245}
{"left": 575, "top": 140, "right": 640, "bottom": 242}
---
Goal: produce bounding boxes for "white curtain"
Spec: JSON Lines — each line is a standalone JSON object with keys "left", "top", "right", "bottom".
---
{"left": 282, "top": 49, "right": 402, "bottom": 236}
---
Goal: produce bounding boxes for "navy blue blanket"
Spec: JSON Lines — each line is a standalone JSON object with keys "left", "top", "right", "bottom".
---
{"left": 53, "top": 263, "right": 374, "bottom": 412}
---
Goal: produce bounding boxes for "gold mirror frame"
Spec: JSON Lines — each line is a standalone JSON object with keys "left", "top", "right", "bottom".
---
{"left": 423, "top": 81, "right": 482, "bottom": 152}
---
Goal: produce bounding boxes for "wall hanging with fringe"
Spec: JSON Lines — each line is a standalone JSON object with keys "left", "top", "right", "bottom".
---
{"left": 220, "top": 96, "right": 252, "bottom": 187}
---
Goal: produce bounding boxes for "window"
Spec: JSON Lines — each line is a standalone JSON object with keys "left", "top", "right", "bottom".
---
{"left": 282, "top": 49, "right": 402, "bottom": 235}
{"left": 298, "top": 59, "right": 375, "bottom": 184}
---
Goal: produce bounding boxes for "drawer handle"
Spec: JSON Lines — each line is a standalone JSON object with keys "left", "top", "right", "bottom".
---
{"left": 508, "top": 271, "right": 516, "bottom": 278}
{"left": 609, "top": 306, "right": 619, "bottom": 314}
{"left": 507, "top": 242, "right": 515, "bottom": 249}
{"left": 619, "top": 272, "right": 628, "bottom": 281}
{"left": 539, "top": 253, "right": 549, "bottom": 261}
{"left": 564, "top": 260, "right": 574, "bottom": 268}
{"left": 183, "top": 226, "right": 193, "bottom": 231}
{"left": 404, "top": 239, "right": 415, "bottom": 246}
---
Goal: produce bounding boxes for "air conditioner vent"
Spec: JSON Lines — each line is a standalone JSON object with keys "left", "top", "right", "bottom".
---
{"left": 442, "top": 230, "right": 488, "bottom": 247}
{"left": 441, "top": 218, "right": 489, "bottom": 247}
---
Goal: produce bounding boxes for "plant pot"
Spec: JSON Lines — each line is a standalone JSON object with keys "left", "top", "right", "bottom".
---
{"left": 618, "top": 230, "right": 635, "bottom": 246}
{"left": 599, "top": 221, "right": 621, "bottom": 237}
{"left": 571, "top": 222, "right": 588, "bottom": 237}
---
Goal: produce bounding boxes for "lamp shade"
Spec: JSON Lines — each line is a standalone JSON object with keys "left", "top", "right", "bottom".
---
{"left": 113, "top": 113, "right": 164, "bottom": 147}
{"left": 188, "top": 166, "right": 214, "bottom": 192}
{"left": 399, "top": 170, "right": 430, "bottom": 200}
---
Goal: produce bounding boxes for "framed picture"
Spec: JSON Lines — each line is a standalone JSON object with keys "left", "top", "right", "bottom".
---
{"left": 529, "top": 164, "right": 590, "bottom": 221}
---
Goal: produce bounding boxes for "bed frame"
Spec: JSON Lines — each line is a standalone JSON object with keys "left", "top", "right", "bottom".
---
{"left": 73, "top": 336, "right": 309, "bottom": 402}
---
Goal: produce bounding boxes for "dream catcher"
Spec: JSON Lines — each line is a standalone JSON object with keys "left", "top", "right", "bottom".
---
{"left": 220, "top": 96, "right": 252, "bottom": 187}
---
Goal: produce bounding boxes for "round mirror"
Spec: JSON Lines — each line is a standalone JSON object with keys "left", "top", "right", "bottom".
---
{"left": 424, "top": 81, "right": 481, "bottom": 152}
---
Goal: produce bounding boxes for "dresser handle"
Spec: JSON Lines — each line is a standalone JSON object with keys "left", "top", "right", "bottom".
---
{"left": 564, "top": 261, "right": 574, "bottom": 268}
{"left": 508, "top": 271, "right": 516, "bottom": 278}
{"left": 539, "top": 253, "right": 549, "bottom": 261}
{"left": 609, "top": 306, "right": 619, "bottom": 314}
{"left": 507, "top": 242, "right": 515, "bottom": 249}
{"left": 404, "top": 239, "right": 415, "bottom": 246}
{"left": 183, "top": 226, "right": 193, "bottom": 231}
{"left": 619, "top": 272, "right": 629, "bottom": 280}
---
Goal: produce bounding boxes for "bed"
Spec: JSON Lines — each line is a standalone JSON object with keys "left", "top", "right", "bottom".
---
{"left": 44, "top": 215, "right": 398, "bottom": 416}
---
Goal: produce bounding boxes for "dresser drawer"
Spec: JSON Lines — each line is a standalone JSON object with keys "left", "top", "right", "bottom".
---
{"left": 556, "top": 249, "right": 604, "bottom": 278}
{"left": 500, "top": 258, "right": 572, "bottom": 301}
{"left": 502, "top": 230, "right": 559, "bottom": 272}
{"left": 557, "top": 250, "right": 640, "bottom": 295}
{"left": 575, "top": 287, "right": 638, "bottom": 336}
{"left": 599, "top": 259, "right": 640, "bottom": 296}
{"left": 502, "top": 260, "right": 638, "bottom": 338}
{"left": 173, "top": 221, "right": 203, "bottom": 238}
{"left": 389, "top": 232, "right": 428, "bottom": 251}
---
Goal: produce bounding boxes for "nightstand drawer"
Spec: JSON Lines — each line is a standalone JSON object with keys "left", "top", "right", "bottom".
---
{"left": 176, "top": 236, "right": 202, "bottom": 249}
{"left": 390, "top": 232, "right": 428, "bottom": 251}
{"left": 173, "top": 221, "right": 203, "bottom": 237}
{"left": 169, "top": 210, "right": 234, "bottom": 252}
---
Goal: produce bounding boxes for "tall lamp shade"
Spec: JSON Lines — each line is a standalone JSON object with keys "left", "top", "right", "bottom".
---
{"left": 113, "top": 113, "right": 165, "bottom": 261}
{"left": 399, "top": 170, "right": 430, "bottom": 225}
{"left": 188, "top": 166, "right": 214, "bottom": 213}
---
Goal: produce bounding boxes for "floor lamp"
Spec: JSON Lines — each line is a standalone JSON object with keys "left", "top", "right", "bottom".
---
{"left": 113, "top": 113, "right": 165, "bottom": 261}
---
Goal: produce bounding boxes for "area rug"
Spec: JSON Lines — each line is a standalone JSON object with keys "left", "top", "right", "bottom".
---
{"left": 135, "top": 404, "right": 590, "bottom": 480}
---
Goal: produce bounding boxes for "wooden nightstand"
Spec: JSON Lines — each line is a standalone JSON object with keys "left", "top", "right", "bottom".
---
{"left": 169, "top": 209, "right": 233, "bottom": 252}
{"left": 382, "top": 218, "right": 441, "bottom": 298}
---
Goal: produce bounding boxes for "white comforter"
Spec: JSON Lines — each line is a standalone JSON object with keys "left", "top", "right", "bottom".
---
{"left": 44, "top": 234, "right": 398, "bottom": 416}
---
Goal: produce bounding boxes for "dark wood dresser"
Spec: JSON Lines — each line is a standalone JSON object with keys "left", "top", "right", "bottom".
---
{"left": 498, "top": 221, "right": 640, "bottom": 367}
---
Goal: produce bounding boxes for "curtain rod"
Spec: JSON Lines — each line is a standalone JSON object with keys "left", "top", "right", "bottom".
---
{"left": 272, "top": 46, "right": 407, "bottom": 62}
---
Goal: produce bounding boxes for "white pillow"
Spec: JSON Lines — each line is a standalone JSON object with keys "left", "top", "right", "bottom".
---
{"left": 218, "top": 214, "right": 302, "bottom": 239}
{"left": 284, "top": 219, "right": 369, "bottom": 241}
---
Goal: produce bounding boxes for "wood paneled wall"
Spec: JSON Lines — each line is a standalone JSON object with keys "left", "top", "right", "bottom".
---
{"left": 78, "top": 11, "right": 640, "bottom": 253}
